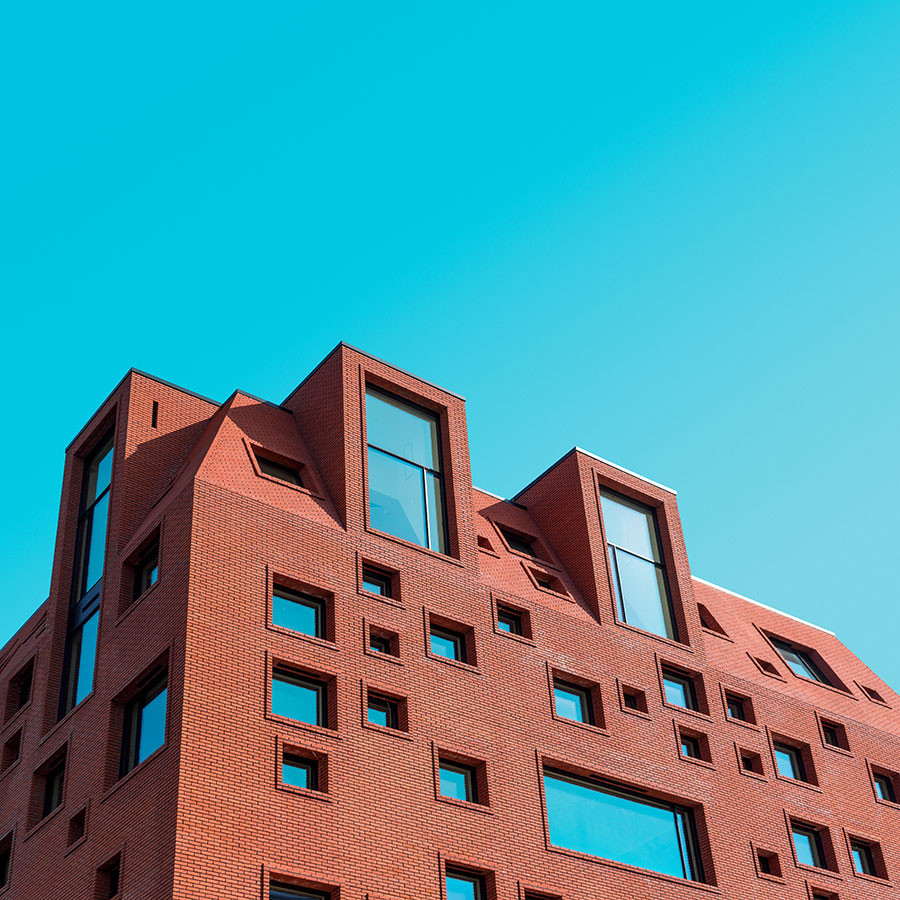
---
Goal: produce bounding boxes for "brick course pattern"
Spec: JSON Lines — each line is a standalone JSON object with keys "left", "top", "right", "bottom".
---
{"left": 0, "top": 342, "right": 897, "bottom": 900}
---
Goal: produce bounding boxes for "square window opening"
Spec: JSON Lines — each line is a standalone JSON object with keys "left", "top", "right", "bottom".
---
{"left": 271, "top": 666, "right": 330, "bottom": 729}
{"left": 361, "top": 565, "right": 395, "bottom": 599}
{"left": 1, "top": 731, "right": 22, "bottom": 774}
{"left": 272, "top": 583, "right": 329, "bottom": 641}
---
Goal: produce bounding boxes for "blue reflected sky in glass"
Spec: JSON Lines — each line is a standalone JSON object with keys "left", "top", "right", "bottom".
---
{"left": 138, "top": 686, "right": 167, "bottom": 763}
{"left": 774, "top": 746, "right": 797, "bottom": 778}
{"left": 282, "top": 758, "right": 311, "bottom": 789}
{"left": 430, "top": 630, "right": 461, "bottom": 660}
{"left": 600, "top": 493, "right": 659, "bottom": 560}
{"left": 544, "top": 772, "right": 689, "bottom": 880}
{"left": 366, "top": 390, "right": 439, "bottom": 469}
{"left": 74, "top": 611, "right": 99, "bottom": 705}
{"left": 272, "top": 675, "right": 320, "bottom": 725}
{"left": 439, "top": 764, "right": 470, "bottom": 800}
{"left": 368, "top": 702, "right": 390, "bottom": 727}
{"left": 367, "top": 447, "right": 427, "bottom": 547}
{"left": 83, "top": 492, "right": 109, "bottom": 594}
{"left": 792, "top": 828, "right": 818, "bottom": 867}
{"left": 425, "top": 470, "right": 447, "bottom": 554}
{"left": 445, "top": 875, "right": 478, "bottom": 900}
{"left": 663, "top": 675, "right": 689, "bottom": 708}
{"left": 272, "top": 591, "right": 321, "bottom": 637}
{"left": 554, "top": 685, "right": 585, "bottom": 722}
{"left": 611, "top": 548, "right": 672, "bottom": 638}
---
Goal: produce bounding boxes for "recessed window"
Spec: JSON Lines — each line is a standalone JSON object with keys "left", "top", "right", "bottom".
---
{"left": 270, "top": 883, "right": 329, "bottom": 900}
{"left": 271, "top": 667, "right": 326, "bottom": 727}
{"left": 530, "top": 569, "right": 566, "bottom": 595}
{"left": 2, "top": 731, "right": 22, "bottom": 774}
{"left": 272, "top": 585, "right": 326, "bottom": 639}
{"left": 599, "top": 489, "right": 677, "bottom": 641}
{"left": 791, "top": 822, "right": 828, "bottom": 869}
{"left": 367, "top": 625, "right": 398, "bottom": 657}
{"left": 543, "top": 769, "right": 703, "bottom": 881}
{"left": 756, "top": 848, "right": 781, "bottom": 878}
{"left": 0, "top": 831, "right": 12, "bottom": 889}
{"left": 725, "top": 693, "right": 749, "bottom": 722}
{"left": 445, "top": 868, "right": 485, "bottom": 900}
{"left": 697, "top": 603, "right": 727, "bottom": 636}
{"left": 439, "top": 760, "right": 478, "bottom": 803}
{"left": 553, "top": 680, "right": 592, "bottom": 725}
{"left": 96, "top": 853, "right": 121, "bottom": 899}
{"left": 61, "top": 611, "right": 100, "bottom": 715}
{"left": 365, "top": 387, "right": 447, "bottom": 554}
{"left": 133, "top": 537, "right": 159, "bottom": 600}
{"left": 773, "top": 741, "right": 807, "bottom": 782}
{"left": 769, "top": 637, "right": 830, "bottom": 685}
{"left": 752, "top": 656, "right": 781, "bottom": 678}
{"left": 121, "top": 669, "right": 167, "bottom": 776}
{"left": 39, "top": 750, "right": 67, "bottom": 820}
{"left": 256, "top": 453, "right": 304, "bottom": 487}
{"left": 859, "top": 683, "right": 886, "bottom": 704}
{"left": 873, "top": 769, "right": 897, "bottom": 803}
{"left": 430, "top": 624, "right": 467, "bottom": 663}
{"left": 496, "top": 606, "right": 524, "bottom": 636}
{"left": 620, "top": 684, "right": 647, "bottom": 714}
{"left": 819, "top": 718, "right": 848, "bottom": 750}
{"left": 67, "top": 807, "right": 86, "bottom": 845}
{"left": 367, "top": 693, "right": 400, "bottom": 730}
{"left": 282, "top": 751, "right": 319, "bottom": 791}
{"left": 6, "top": 659, "right": 34, "bottom": 719}
{"left": 662, "top": 669, "right": 698, "bottom": 711}
{"left": 850, "top": 840, "right": 877, "bottom": 876}
{"left": 680, "top": 735, "right": 702, "bottom": 759}
{"left": 361, "top": 565, "right": 393, "bottom": 598}
{"left": 499, "top": 527, "right": 537, "bottom": 557}
{"left": 739, "top": 749, "right": 763, "bottom": 775}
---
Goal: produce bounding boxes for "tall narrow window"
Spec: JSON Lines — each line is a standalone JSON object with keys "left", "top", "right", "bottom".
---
{"left": 133, "top": 538, "right": 159, "bottom": 600}
{"left": 41, "top": 752, "right": 67, "bottom": 819}
{"left": 543, "top": 769, "right": 703, "bottom": 882}
{"left": 121, "top": 669, "right": 168, "bottom": 776}
{"left": 850, "top": 840, "right": 877, "bottom": 876}
{"left": 599, "top": 490, "right": 677, "bottom": 640}
{"left": 365, "top": 387, "right": 447, "bottom": 554}
{"left": 62, "top": 433, "right": 114, "bottom": 716}
{"left": 0, "top": 831, "right": 12, "bottom": 889}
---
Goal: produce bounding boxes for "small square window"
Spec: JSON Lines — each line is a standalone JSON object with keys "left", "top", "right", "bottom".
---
{"left": 367, "top": 693, "right": 400, "bottom": 730}
{"left": 256, "top": 453, "right": 304, "bottom": 487}
{"left": 620, "top": 684, "right": 648, "bottom": 714}
{"left": 850, "top": 839, "right": 878, "bottom": 876}
{"left": 873, "top": 769, "right": 897, "bottom": 803}
{"left": 773, "top": 741, "right": 808, "bottom": 782}
{"left": 499, "top": 527, "right": 537, "bottom": 557}
{"left": 282, "top": 752, "right": 319, "bottom": 791}
{"left": 680, "top": 735, "right": 702, "bottom": 759}
{"left": 819, "top": 718, "right": 848, "bottom": 751}
{"left": 0, "top": 831, "right": 12, "bottom": 890}
{"left": 822, "top": 723, "right": 840, "bottom": 746}
{"left": 739, "top": 749, "right": 763, "bottom": 775}
{"left": 367, "top": 625, "right": 398, "bottom": 657}
{"left": 553, "top": 680, "right": 593, "bottom": 725}
{"left": 755, "top": 848, "right": 782, "bottom": 878}
{"left": 133, "top": 538, "right": 159, "bottom": 600}
{"left": 271, "top": 667, "right": 327, "bottom": 728}
{"left": 662, "top": 669, "right": 698, "bottom": 711}
{"left": 361, "top": 566, "right": 393, "bottom": 598}
{"left": 445, "top": 868, "right": 485, "bottom": 900}
{"left": 859, "top": 683, "right": 887, "bottom": 704}
{"left": 724, "top": 692, "right": 752, "bottom": 722}
{"left": 497, "top": 607, "right": 524, "bottom": 636}
{"left": 6, "top": 659, "right": 34, "bottom": 720}
{"left": 270, "top": 882, "right": 329, "bottom": 900}
{"left": 430, "top": 624, "right": 467, "bottom": 663}
{"left": 530, "top": 569, "right": 566, "bottom": 595}
{"left": 791, "top": 822, "right": 828, "bottom": 869}
{"left": 121, "top": 669, "right": 168, "bottom": 776}
{"left": 439, "top": 760, "right": 478, "bottom": 803}
{"left": 1, "top": 730, "right": 21, "bottom": 774}
{"left": 272, "top": 585, "right": 327, "bottom": 639}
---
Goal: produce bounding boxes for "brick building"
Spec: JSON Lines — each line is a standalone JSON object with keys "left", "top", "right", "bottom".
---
{"left": 0, "top": 342, "right": 897, "bottom": 900}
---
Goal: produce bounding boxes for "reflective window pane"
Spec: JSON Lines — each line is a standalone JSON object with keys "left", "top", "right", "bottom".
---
{"left": 439, "top": 763, "right": 474, "bottom": 801}
{"left": 544, "top": 771, "right": 701, "bottom": 881}
{"left": 771, "top": 639, "right": 829, "bottom": 684}
{"left": 82, "top": 492, "right": 110, "bottom": 596}
{"left": 774, "top": 744, "right": 803, "bottom": 780}
{"left": 270, "top": 884, "right": 328, "bottom": 900}
{"left": 611, "top": 548, "right": 675, "bottom": 639}
{"left": 663, "top": 672, "right": 696, "bottom": 710}
{"left": 599, "top": 492, "right": 660, "bottom": 561}
{"left": 791, "top": 826, "right": 824, "bottom": 868}
{"left": 430, "top": 627, "right": 464, "bottom": 662}
{"left": 425, "top": 470, "right": 447, "bottom": 554}
{"left": 851, "top": 842, "right": 875, "bottom": 875}
{"left": 282, "top": 755, "right": 316, "bottom": 790}
{"left": 366, "top": 389, "right": 440, "bottom": 470}
{"left": 445, "top": 872, "right": 482, "bottom": 900}
{"left": 272, "top": 588, "right": 324, "bottom": 638}
{"left": 72, "top": 611, "right": 99, "bottom": 708}
{"left": 554, "top": 683, "right": 589, "bottom": 723}
{"left": 272, "top": 671, "right": 322, "bottom": 726}
{"left": 367, "top": 448, "right": 428, "bottom": 547}
{"left": 85, "top": 437, "right": 114, "bottom": 506}
{"left": 137, "top": 685, "right": 167, "bottom": 764}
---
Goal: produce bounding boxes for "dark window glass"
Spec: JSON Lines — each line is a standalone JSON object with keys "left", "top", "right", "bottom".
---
{"left": 445, "top": 870, "right": 484, "bottom": 900}
{"left": 791, "top": 824, "right": 826, "bottom": 868}
{"left": 770, "top": 638, "right": 830, "bottom": 684}
{"left": 257, "top": 455, "right": 304, "bottom": 486}
{"left": 369, "top": 634, "right": 392, "bottom": 654}
{"left": 499, "top": 528, "right": 536, "bottom": 556}
{"left": 874, "top": 772, "right": 896, "bottom": 803}
{"left": 62, "top": 610, "right": 99, "bottom": 714}
{"left": 553, "top": 681, "right": 592, "bottom": 724}
{"left": 430, "top": 625, "right": 465, "bottom": 662}
{"left": 12, "top": 661, "right": 34, "bottom": 712}
{"left": 272, "top": 669, "right": 325, "bottom": 726}
{"left": 133, "top": 539, "right": 159, "bottom": 599}
{"left": 121, "top": 670, "right": 168, "bottom": 776}
{"left": 104, "top": 859, "right": 120, "bottom": 898}
{"left": 0, "top": 833, "right": 11, "bottom": 888}
{"left": 439, "top": 761, "right": 477, "bottom": 803}
{"left": 622, "top": 691, "right": 640, "bottom": 710}
{"left": 725, "top": 696, "right": 746, "bottom": 721}
{"left": 365, "top": 388, "right": 447, "bottom": 554}
{"left": 496, "top": 607, "right": 523, "bottom": 635}
{"left": 272, "top": 586, "right": 325, "bottom": 638}
{"left": 367, "top": 695, "right": 399, "bottom": 729}
{"left": 821, "top": 723, "right": 841, "bottom": 746}
{"left": 270, "top": 883, "right": 329, "bottom": 900}
{"left": 740, "top": 752, "right": 759, "bottom": 772}
{"left": 282, "top": 753, "right": 318, "bottom": 791}
{"left": 680, "top": 735, "right": 702, "bottom": 759}
{"left": 662, "top": 670, "right": 698, "bottom": 710}
{"left": 600, "top": 490, "right": 676, "bottom": 640}
{"left": 361, "top": 567, "right": 392, "bottom": 597}
{"left": 773, "top": 742, "right": 806, "bottom": 781}
{"left": 850, "top": 841, "right": 876, "bottom": 876}
{"left": 757, "top": 852, "right": 772, "bottom": 875}
{"left": 42, "top": 755, "right": 66, "bottom": 819}
{"left": 543, "top": 770, "right": 703, "bottom": 882}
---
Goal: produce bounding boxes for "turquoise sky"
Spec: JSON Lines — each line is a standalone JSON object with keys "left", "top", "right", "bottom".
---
{"left": 2, "top": 2, "right": 898, "bottom": 690}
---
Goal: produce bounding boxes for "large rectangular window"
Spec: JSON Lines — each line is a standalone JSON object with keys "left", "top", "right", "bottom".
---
{"left": 769, "top": 637, "right": 831, "bottom": 685}
{"left": 61, "top": 433, "right": 114, "bottom": 717}
{"left": 365, "top": 387, "right": 447, "bottom": 554}
{"left": 599, "top": 490, "right": 676, "bottom": 641}
{"left": 271, "top": 668, "right": 326, "bottom": 727}
{"left": 543, "top": 769, "right": 703, "bottom": 882}
{"left": 121, "top": 670, "right": 168, "bottom": 776}
{"left": 272, "top": 586, "right": 326, "bottom": 639}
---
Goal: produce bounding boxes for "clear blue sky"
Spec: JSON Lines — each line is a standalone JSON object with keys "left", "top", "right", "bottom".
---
{"left": 2, "top": 2, "right": 898, "bottom": 689}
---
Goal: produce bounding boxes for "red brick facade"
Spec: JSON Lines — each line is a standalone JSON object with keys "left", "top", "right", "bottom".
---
{"left": 1, "top": 342, "right": 897, "bottom": 900}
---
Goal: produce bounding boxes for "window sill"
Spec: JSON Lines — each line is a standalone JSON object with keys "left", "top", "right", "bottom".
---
{"left": 115, "top": 578, "right": 162, "bottom": 627}
{"left": 101, "top": 741, "right": 168, "bottom": 804}
{"left": 737, "top": 766, "right": 768, "bottom": 783}
{"left": 265, "top": 622, "right": 339, "bottom": 653}
{"left": 359, "top": 587, "right": 403, "bottom": 609}
{"left": 700, "top": 626, "right": 734, "bottom": 643}
{"left": 774, "top": 774, "right": 822, "bottom": 794}
{"left": 661, "top": 701, "right": 712, "bottom": 724}
{"left": 874, "top": 795, "right": 900, "bottom": 811}
{"left": 22, "top": 803, "right": 66, "bottom": 844}
{"left": 616, "top": 619, "right": 693, "bottom": 653}
{"left": 493, "top": 626, "right": 536, "bottom": 646}
{"left": 364, "top": 525, "right": 464, "bottom": 567}
{"left": 755, "top": 870, "right": 785, "bottom": 884}
{"left": 364, "top": 646, "right": 403, "bottom": 666}
{"left": 64, "top": 831, "right": 89, "bottom": 857}
{"left": 276, "top": 781, "right": 333, "bottom": 803}
{"left": 255, "top": 470, "right": 324, "bottom": 500}
{"left": 791, "top": 861, "right": 841, "bottom": 881}
{"left": 41, "top": 693, "right": 94, "bottom": 747}
{"left": 820, "top": 741, "right": 852, "bottom": 757}
{"left": 425, "top": 651, "right": 481, "bottom": 675}
{"left": 265, "top": 711, "right": 341, "bottom": 741}
{"left": 1, "top": 698, "right": 33, "bottom": 735}
{"left": 850, "top": 869, "right": 890, "bottom": 885}
{"left": 678, "top": 753, "right": 715, "bottom": 771}
{"left": 435, "top": 794, "right": 493, "bottom": 816}
{"left": 362, "top": 721, "right": 413, "bottom": 741}
{"left": 551, "top": 713, "right": 608, "bottom": 738}
{"left": 0, "top": 759, "right": 21, "bottom": 783}
{"left": 724, "top": 716, "right": 760, "bottom": 733}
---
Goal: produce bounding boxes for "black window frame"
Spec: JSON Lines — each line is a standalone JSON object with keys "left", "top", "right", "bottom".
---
{"left": 773, "top": 741, "right": 807, "bottom": 782}
{"left": 41, "top": 752, "right": 67, "bottom": 820}
{"left": 271, "top": 667, "right": 327, "bottom": 728}
{"left": 680, "top": 734, "right": 702, "bottom": 759}
{"left": 496, "top": 606, "right": 524, "bottom": 636}
{"left": 120, "top": 668, "right": 168, "bottom": 777}
{"left": 361, "top": 566, "right": 393, "bottom": 598}
{"left": 791, "top": 823, "right": 827, "bottom": 869}
{"left": 438, "top": 759, "right": 478, "bottom": 803}
{"left": 662, "top": 668, "right": 699, "bottom": 711}
{"left": 873, "top": 771, "right": 897, "bottom": 803}
{"left": 256, "top": 453, "right": 304, "bottom": 487}
{"left": 282, "top": 752, "right": 320, "bottom": 791}
{"left": 429, "top": 624, "right": 467, "bottom": 663}
{"left": 132, "top": 537, "right": 160, "bottom": 601}
{"left": 272, "top": 585, "right": 327, "bottom": 640}
{"left": 270, "top": 883, "right": 330, "bottom": 900}
{"left": 770, "top": 637, "right": 831, "bottom": 685}
{"left": 369, "top": 633, "right": 393, "bottom": 654}
{"left": 0, "top": 830, "right": 12, "bottom": 889}
{"left": 725, "top": 694, "right": 747, "bottom": 721}
{"left": 552, "top": 679, "right": 594, "bottom": 725}
{"left": 821, "top": 722, "right": 841, "bottom": 747}
{"left": 444, "top": 867, "right": 486, "bottom": 900}
{"left": 498, "top": 526, "right": 537, "bottom": 557}
{"left": 366, "top": 693, "right": 400, "bottom": 730}
{"left": 849, "top": 840, "right": 877, "bottom": 876}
